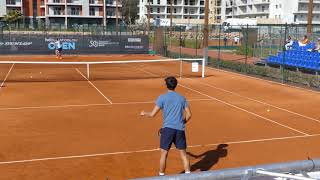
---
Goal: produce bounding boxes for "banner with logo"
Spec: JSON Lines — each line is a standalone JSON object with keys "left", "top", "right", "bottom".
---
{"left": 0, "top": 35, "right": 148, "bottom": 54}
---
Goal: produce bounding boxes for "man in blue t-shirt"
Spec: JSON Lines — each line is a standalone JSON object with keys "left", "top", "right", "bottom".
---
{"left": 141, "top": 76, "right": 192, "bottom": 176}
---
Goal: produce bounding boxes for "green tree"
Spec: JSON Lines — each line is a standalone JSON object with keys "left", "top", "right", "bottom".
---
{"left": 3, "top": 10, "right": 23, "bottom": 28}
{"left": 122, "top": 0, "right": 139, "bottom": 25}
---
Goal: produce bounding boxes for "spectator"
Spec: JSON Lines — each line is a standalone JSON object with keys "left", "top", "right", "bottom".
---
{"left": 299, "top": 35, "right": 309, "bottom": 46}
{"left": 309, "top": 38, "right": 320, "bottom": 52}
{"left": 223, "top": 36, "right": 228, "bottom": 46}
{"left": 234, "top": 36, "right": 240, "bottom": 45}
{"left": 285, "top": 35, "right": 293, "bottom": 50}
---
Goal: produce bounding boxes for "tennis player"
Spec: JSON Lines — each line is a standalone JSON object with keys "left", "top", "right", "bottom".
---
{"left": 141, "top": 76, "right": 192, "bottom": 176}
{"left": 55, "top": 39, "right": 62, "bottom": 59}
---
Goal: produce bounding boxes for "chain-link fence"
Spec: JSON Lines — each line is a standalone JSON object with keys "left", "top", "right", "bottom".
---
{"left": 0, "top": 23, "right": 319, "bottom": 88}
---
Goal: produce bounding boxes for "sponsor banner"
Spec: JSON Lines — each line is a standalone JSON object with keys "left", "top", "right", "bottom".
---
{"left": 0, "top": 35, "right": 148, "bottom": 54}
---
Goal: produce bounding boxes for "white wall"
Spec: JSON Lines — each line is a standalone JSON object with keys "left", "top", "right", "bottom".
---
{"left": 0, "top": 0, "right": 7, "bottom": 17}
{"left": 82, "top": 0, "right": 89, "bottom": 16}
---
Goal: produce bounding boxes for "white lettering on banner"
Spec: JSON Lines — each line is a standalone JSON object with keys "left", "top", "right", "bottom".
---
{"left": 125, "top": 45, "right": 143, "bottom": 49}
{"left": 45, "top": 38, "right": 78, "bottom": 42}
{"left": 89, "top": 40, "right": 119, "bottom": 48}
{"left": 128, "top": 38, "right": 141, "bottom": 43}
{"left": 192, "top": 62, "right": 199, "bottom": 72}
{"left": 0, "top": 42, "right": 33, "bottom": 46}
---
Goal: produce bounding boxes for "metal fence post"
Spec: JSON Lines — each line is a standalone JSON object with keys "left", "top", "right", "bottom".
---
{"left": 281, "top": 23, "right": 288, "bottom": 83}
{"left": 245, "top": 24, "right": 249, "bottom": 66}
{"left": 218, "top": 24, "right": 221, "bottom": 65}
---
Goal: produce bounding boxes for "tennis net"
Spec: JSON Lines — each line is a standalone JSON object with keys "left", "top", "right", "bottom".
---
{"left": 0, "top": 58, "right": 205, "bottom": 83}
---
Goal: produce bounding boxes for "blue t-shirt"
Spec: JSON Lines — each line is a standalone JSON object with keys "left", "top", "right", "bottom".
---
{"left": 156, "top": 91, "right": 188, "bottom": 131}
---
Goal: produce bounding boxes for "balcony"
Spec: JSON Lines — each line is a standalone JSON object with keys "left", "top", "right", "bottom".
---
{"left": 47, "top": 0, "right": 65, "bottom": 5}
{"left": 6, "top": 0, "right": 22, "bottom": 7}
{"left": 47, "top": 10, "right": 65, "bottom": 17}
{"left": 89, "top": 0, "right": 103, "bottom": 6}
{"left": 106, "top": 0, "right": 122, "bottom": 7}
{"left": 66, "top": 0, "right": 82, "bottom": 5}
{"left": 252, "top": 0, "right": 270, "bottom": 5}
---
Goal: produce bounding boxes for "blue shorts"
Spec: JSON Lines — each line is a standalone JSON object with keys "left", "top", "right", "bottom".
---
{"left": 160, "top": 127, "right": 187, "bottom": 151}
{"left": 56, "top": 48, "right": 62, "bottom": 52}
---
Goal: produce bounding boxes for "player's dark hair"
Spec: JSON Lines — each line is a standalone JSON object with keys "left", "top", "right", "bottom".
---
{"left": 165, "top": 76, "right": 178, "bottom": 90}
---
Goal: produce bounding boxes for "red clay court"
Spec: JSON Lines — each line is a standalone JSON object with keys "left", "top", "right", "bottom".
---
{"left": 0, "top": 54, "right": 320, "bottom": 180}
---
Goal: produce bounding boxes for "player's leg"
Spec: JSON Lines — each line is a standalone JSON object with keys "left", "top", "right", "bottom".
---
{"left": 58, "top": 48, "right": 62, "bottom": 59}
{"left": 175, "top": 130, "right": 190, "bottom": 173}
{"left": 178, "top": 149, "right": 190, "bottom": 173}
{"left": 159, "top": 128, "right": 174, "bottom": 176}
{"left": 55, "top": 49, "right": 59, "bottom": 58}
{"left": 159, "top": 149, "right": 168, "bottom": 176}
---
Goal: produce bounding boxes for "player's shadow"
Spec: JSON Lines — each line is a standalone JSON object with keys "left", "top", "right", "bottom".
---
{"left": 185, "top": 144, "right": 228, "bottom": 172}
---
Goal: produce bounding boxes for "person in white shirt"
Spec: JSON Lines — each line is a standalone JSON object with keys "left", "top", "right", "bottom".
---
{"left": 285, "top": 36, "right": 293, "bottom": 50}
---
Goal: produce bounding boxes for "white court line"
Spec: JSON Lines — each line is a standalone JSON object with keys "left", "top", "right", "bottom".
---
{"left": 178, "top": 83, "right": 309, "bottom": 136}
{"left": 0, "top": 99, "right": 212, "bottom": 111}
{"left": 136, "top": 64, "right": 309, "bottom": 135}
{"left": 196, "top": 81, "right": 320, "bottom": 124}
{"left": 207, "top": 66, "right": 320, "bottom": 95}
{"left": 0, "top": 63, "right": 15, "bottom": 89}
{"left": 0, "top": 103, "right": 109, "bottom": 111}
{"left": 0, "top": 133, "right": 319, "bottom": 165}
{"left": 75, "top": 68, "right": 113, "bottom": 104}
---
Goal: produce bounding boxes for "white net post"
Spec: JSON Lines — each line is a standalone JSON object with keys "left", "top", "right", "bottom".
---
{"left": 179, "top": 58, "right": 183, "bottom": 78}
{"left": 202, "top": 58, "right": 205, "bottom": 78}
{"left": 87, "top": 63, "right": 90, "bottom": 80}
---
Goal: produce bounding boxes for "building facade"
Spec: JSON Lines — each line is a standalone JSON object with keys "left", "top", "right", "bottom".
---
{"left": 220, "top": 0, "right": 320, "bottom": 24}
{"left": 0, "top": 0, "right": 24, "bottom": 17}
{"left": 0, "top": 0, "right": 123, "bottom": 28}
{"left": 138, "top": 0, "right": 207, "bottom": 25}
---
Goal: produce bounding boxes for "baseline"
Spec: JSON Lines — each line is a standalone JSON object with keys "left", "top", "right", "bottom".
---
{"left": 0, "top": 134, "right": 318, "bottom": 165}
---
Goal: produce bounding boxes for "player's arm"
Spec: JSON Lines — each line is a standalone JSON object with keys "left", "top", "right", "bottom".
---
{"left": 141, "top": 105, "right": 161, "bottom": 118}
{"left": 184, "top": 106, "right": 192, "bottom": 124}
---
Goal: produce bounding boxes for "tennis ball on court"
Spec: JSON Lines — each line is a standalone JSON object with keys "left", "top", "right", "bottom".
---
{"left": 30, "top": 76, "right": 33, "bottom": 79}
{"left": 40, "top": 72, "right": 42, "bottom": 74}
{"left": 267, "top": 109, "right": 270, "bottom": 112}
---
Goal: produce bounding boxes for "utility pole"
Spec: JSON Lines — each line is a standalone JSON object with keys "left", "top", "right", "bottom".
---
{"left": 170, "top": 0, "right": 173, "bottom": 36}
{"left": 307, "top": 0, "right": 314, "bottom": 35}
{"left": 147, "top": 0, "right": 151, "bottom": 34}
{"left": 116, "top": 0, "right": 119, "bottom": 32}
{"left": 204, "top": 0, "right": 209, "bottom": 64}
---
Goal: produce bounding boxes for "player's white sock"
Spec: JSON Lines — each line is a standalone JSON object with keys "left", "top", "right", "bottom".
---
{"left": 185, "top": 171, "right": 191, "bottom": 174}
{"left": 159, "top": 172, "right": 165, "bottom": 176}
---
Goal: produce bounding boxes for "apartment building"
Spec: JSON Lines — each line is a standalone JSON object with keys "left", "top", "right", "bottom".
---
{"left": 138, "top": 0, "right": 207, "bottom": 24}
{"left": 294, "top": 0, "right": 320, "bottom": 24}
{"left": 0, "top": 0, "right": 24, "bottom": 17}
{"left": 220, "top": 0, "right": 320, "bottom": 24}
{"left": 209, "top": 0, "right": 221, "bottom": 23}
{"left": 0, "top": 0, "right": 122, "bottom": 28}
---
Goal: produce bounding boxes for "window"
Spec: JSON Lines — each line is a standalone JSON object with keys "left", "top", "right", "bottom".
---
{"left": 70, "top": 7, "right": 80, "bottom": 15}
{"left": 174, "top": 8, "right": 177, "bottom": 13}
{"left": 262, "top": 6, "right": 265, "bottom": 12}
{"left": 157, "top": 0, "right": 160, "bottom": 4}
{"left": 53, "top": 7, "right": 63, "bottom": 15}
{"left": 275, "top": 5, "right": 278, "bottom": 9}
{"left": 89, "top": 7, "right": 95, "bottom": 16}
{"left": 157, "top": 7, "right": 160, "bottom": 13}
